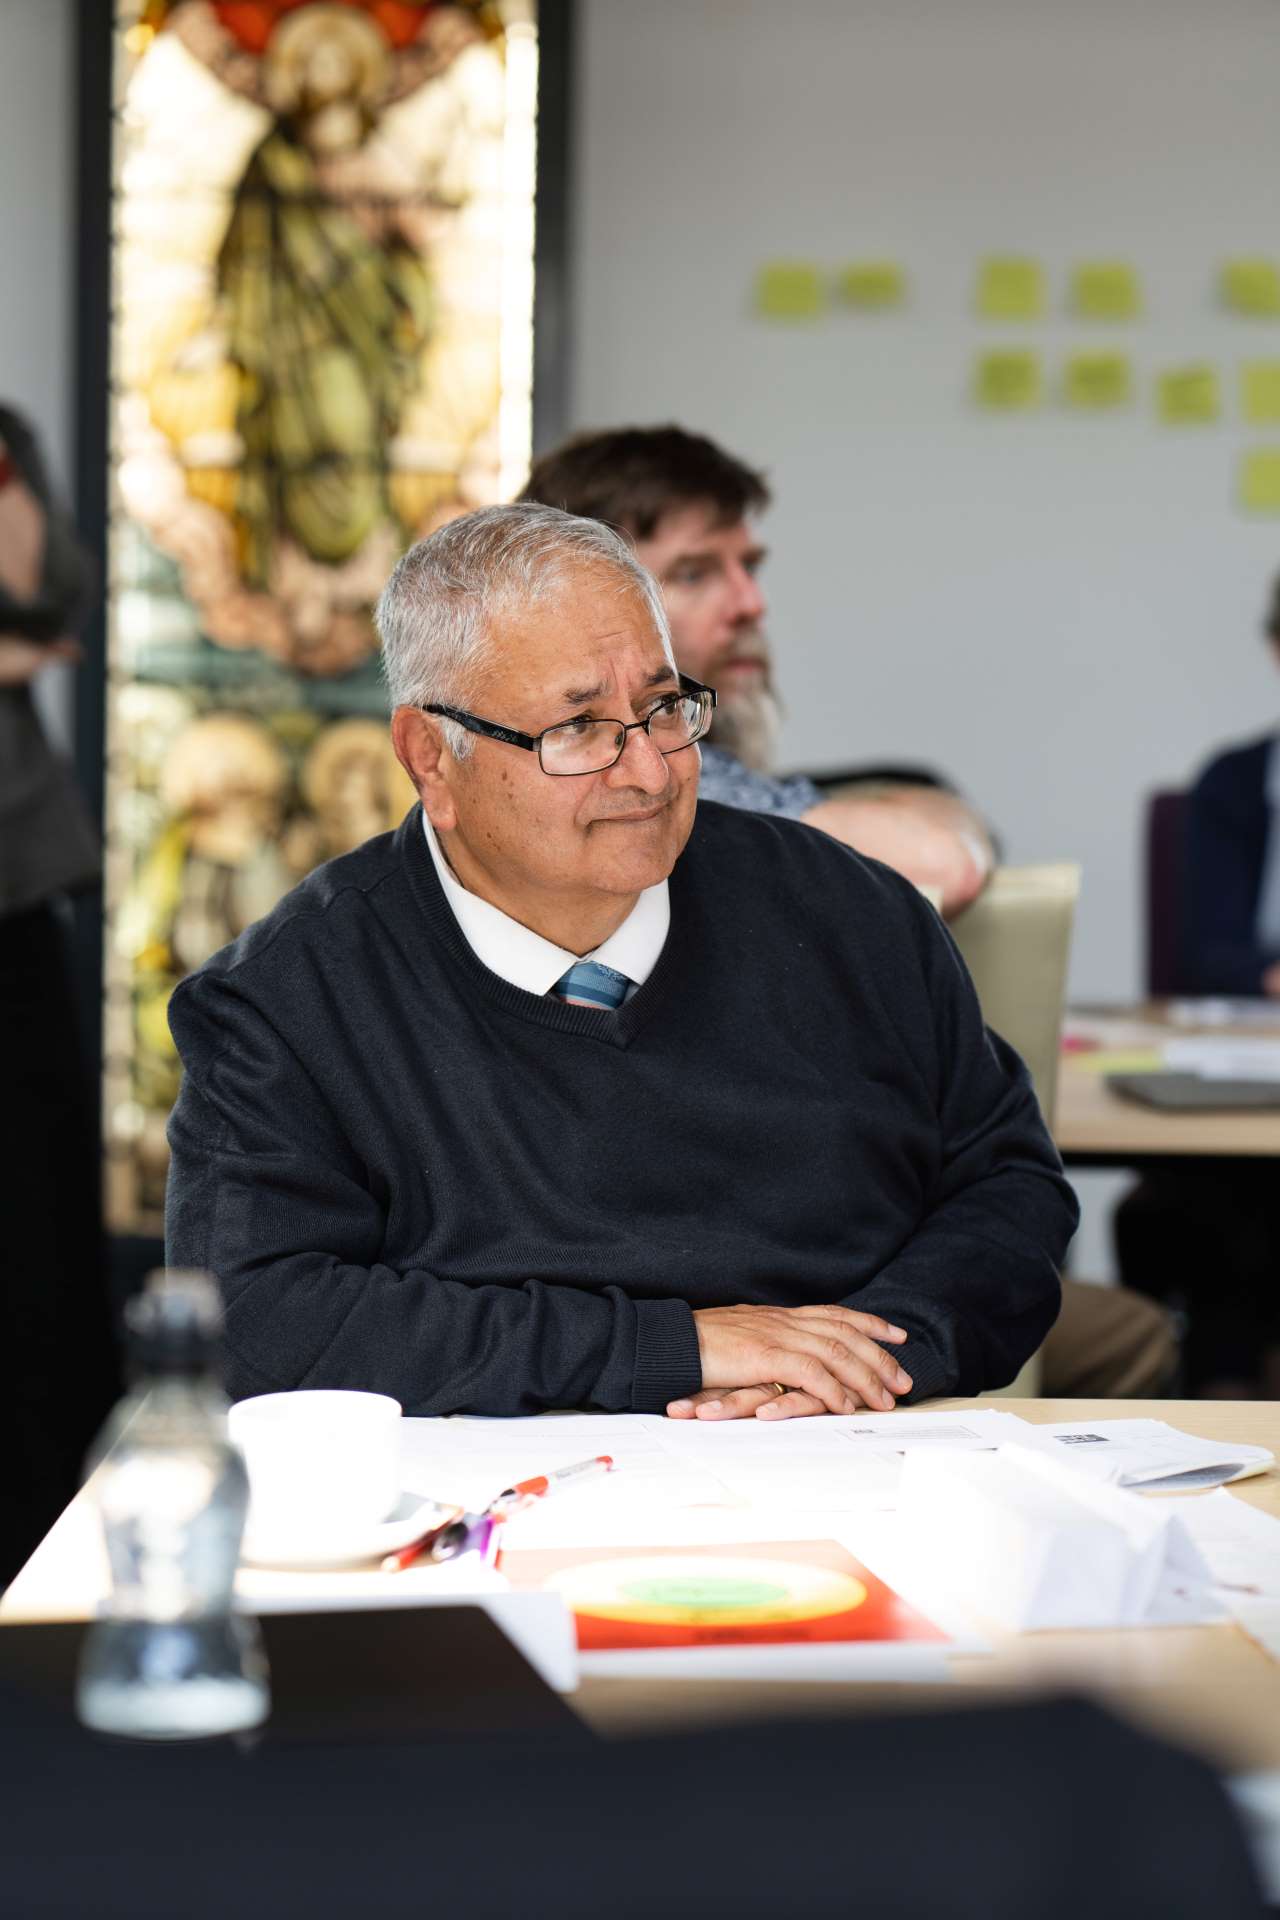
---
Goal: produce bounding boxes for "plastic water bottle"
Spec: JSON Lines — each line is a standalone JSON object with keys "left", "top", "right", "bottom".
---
{"left": 75, "top": 1270, "right": 269, "bottom": 1739}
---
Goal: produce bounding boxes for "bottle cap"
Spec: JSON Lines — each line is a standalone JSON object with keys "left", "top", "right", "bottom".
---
{"left": 125, "top": 1269, "right": 223, "bottom": 1378}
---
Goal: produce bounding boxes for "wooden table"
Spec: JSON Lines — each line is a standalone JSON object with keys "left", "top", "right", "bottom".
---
{"left": 1054, "top": 1005, "right": 1280, "bottom": 1167}
{"left": 572, "top": 1398, "right": 1280, "bottom": 1772}
{"left": 6, "top": 1397, "right": 1278, "bottom": 1774}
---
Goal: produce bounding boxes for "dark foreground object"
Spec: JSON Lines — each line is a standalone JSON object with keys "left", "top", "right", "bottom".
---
{"left": 0, "top": 900, "right": 117, "bottom": 1586}
{"left": 0, "top": 1605, "right": 582, "bottom": 1745}
{"left": 0, "top": 1660, "right": 1264, "bottom": 1920}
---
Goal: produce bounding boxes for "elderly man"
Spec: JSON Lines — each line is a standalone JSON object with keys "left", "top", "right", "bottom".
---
{"left": 521, "top": 428, "right": 1177, "bottom": 1402}
{"left": 166, "top": 505, "right": 1075, "bottom": 1417}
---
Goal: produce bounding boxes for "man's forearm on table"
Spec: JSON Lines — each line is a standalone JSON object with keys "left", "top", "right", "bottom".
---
{"left": 845, "top": 1220, "right": 1064, "bottom": 1399}
{"left": 208, "top": 1253, "right": 703, "bottom": 1415}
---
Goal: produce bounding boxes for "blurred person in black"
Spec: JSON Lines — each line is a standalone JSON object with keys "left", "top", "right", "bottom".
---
{"left": 1117, "top": 576, "right": 1280, "bottom": 1396}
{"left": 0, "top": 404, "right": 113, "bottom": 1584}
{"left": 1181, "top": 574, "right": 1280, "bottom": 996}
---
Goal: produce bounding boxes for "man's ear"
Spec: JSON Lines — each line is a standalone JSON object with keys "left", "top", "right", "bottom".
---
{"left": 391, "top": 706, "right": 459, "bottom": 831}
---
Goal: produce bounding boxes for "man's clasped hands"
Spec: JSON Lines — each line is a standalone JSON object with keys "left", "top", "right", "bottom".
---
{"left": 668, "top": 1304, "right": 913, "bottom": 1422}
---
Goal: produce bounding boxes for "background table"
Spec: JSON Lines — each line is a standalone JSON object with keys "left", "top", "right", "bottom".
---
{"left": 1054, "top": 1005, "right": 1280, "bottom": 1168}
{"left": 1056, "top": 1059, "right": 1280, "bottom": 1165}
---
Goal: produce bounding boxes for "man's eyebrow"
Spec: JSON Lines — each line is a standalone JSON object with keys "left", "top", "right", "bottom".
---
{"left": 559, "top": 678, "right": 610, "bottom": 705}
{"left": 661, "top": 544, "right": 768, "bottom": 571}
{"left": 559, "top": 664, "right": 677, "bottom": 706}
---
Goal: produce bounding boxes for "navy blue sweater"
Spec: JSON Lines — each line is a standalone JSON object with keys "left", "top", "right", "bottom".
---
{"left": 165, "top": 801, "right": 1075, "bottom": 1413}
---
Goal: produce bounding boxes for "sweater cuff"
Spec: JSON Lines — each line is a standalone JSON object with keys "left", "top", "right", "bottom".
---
{"left": 895, "top": 1337, "right": 955, "bottom": 1405}
{"left": 631, "top": 1299, "right": 702, "bottom": 1412}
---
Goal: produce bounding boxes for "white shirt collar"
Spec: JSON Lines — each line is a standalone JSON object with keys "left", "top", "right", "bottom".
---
{"left": 421, "top": 810, "right": 670, "bottom": 996}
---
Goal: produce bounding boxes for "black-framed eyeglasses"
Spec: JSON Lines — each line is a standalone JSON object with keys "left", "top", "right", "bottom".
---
{"left": 422, "top": 674, "right": 717, "bottom": 777}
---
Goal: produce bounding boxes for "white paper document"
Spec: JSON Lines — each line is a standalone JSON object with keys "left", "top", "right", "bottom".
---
{"left": 1162, "top": 1036, "right": 1280, "bottom": 1080}
{"left": 398, "top": 1409, "right": 1028, "bottom": 1534}
{"left": 399, "top": 1413, "right": 733, "bottom": 1528}
{"left": 580, "top": 1641, "right": 954, "bottom": 1683}
{"left": 1168, "top": 997, "right": 1280, "bottom": 1031}
{"left": 660, "top": 1409, "right": 1028, "bottom": 1511}
{"left": 1176, "top": 1490, "right": 1280, "bottom": 1602}
{"left": 1228, "top": 1603, "right": 1280, "bottom": 1667}
{"left": 895, "top": 1445, "right": 1223, "bottom": 1631}
{"left": 1015, "top": 1419, "right": 1275, "bottom": 1493}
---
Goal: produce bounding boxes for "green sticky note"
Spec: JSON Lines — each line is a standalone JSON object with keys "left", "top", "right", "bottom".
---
{"left": 1157, "top": 365, "right": 1220, "bottom": 424}
{"left": 1082, "top": 1049, "right": 1165, "bottom": 1075}
{"left": 973, "top": 349, "right": 1042, "bottom": 411}
{"left": 754, "top": 262, "right": 824, "bottom": 321}
{"left": 1221, "top": 259, "right": 1280, "bottom": 317}
{"left": 1242, "top": 362, "right": 1280, "bottom": 423}
{"left": 1070, "top": 261, "right": 1141, "bottom": 321}
{"left": 976, "top": 257, "right": 1045, "bottom": 321}
{"left": 1239, "top": 448, "right": 1280, "bottom": 513}
{"left": 835, "top": 261, "right": 906, "bottom": 309}
{"left": 1063, "top": 351, "right": 1132, "bottom": 410}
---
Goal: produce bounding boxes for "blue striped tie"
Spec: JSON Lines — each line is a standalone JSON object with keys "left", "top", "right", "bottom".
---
{"left": 552, "top": 959, "right": 632, "bottom": 1010}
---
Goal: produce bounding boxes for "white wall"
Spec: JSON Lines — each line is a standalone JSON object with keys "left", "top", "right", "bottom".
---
{"left": 571, "top": 0, "right": 1280, "bottom": 1003}
{"left": 0, "top": 0, "right": 75, "bottom": 749}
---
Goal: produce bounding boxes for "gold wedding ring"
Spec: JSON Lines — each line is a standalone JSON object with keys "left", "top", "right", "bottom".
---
{"left": 770, "top": 1382, "right": 787, "bottom": 1397}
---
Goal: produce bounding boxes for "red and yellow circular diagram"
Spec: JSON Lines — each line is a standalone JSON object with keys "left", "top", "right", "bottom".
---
{"left": 546, "top": 1553, "right": 872, "bottom": 1650}
{"left": 504, "top": 1541, "right": 949, "bottom": 1650}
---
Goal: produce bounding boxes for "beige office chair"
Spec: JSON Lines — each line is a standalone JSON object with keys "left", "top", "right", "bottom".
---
{"left": 947, "top": 863, "right": 1082, "bottom": 1396}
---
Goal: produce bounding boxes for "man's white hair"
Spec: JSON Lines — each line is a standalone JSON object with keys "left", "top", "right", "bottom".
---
{"left": 377, "top": 503, "right": 674, "bottom": 758}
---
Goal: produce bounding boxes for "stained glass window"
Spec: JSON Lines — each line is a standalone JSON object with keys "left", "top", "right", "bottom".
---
{"left": 104, "top": 0, "right": 538, "bottom": 1230}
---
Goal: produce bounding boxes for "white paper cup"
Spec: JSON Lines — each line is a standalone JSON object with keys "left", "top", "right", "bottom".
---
{"left": 228, "top": 1390, "right": 402, "bottom": 1537}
